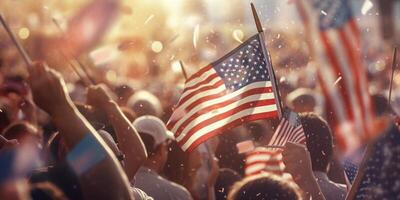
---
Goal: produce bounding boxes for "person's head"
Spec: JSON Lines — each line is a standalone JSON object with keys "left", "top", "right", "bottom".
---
{"left": 286, "top": 88, "right": 316, "bottom": 113}
{"left": 215, "top": 168, "right": 241, "bottom": 200}
{"left": 127, "top": 90, "right": 163, "bottom": 117}
{"left": 227, "top": 174, "right": 301, "bottom": 200}
{"left": 133, "top": 115, "right": 173, "bottom": 172}
{"left": 299, "top": 112, "right": 333, "bottom": 172}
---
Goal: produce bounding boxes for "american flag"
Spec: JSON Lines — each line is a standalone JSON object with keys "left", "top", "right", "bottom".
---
{"left": 244, "top": 147, "right": 285, "bottom": 177}
{"left": 295, "top": 0, "right": 374, "bottom": 154}
{"left": 268, "top": 108, "right": 306, "bottom": 147}
{"left": 167, "top": 33, "right": 280, "bottom": 152}
{"left": 351, "top": 124, "right": 400, "bottom": 199}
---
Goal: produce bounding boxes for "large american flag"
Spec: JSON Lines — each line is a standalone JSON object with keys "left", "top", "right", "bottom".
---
{"left": 268, "top": 108, "right": 306, "bottom": 147}
{"left": 295, "top": 0, "right": 374, "bottom": 154}
{"left": 167, "top": 33, "right": 280, "bottom": 152}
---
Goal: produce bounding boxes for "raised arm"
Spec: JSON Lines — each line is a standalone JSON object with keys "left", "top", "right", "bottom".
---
{"left": 87, "top": 84, "right": 147, "bottom": 180}
{"left": 282, "top": 142, "right": 326, "bottom": 200}
{"left": 28, "top": 62, "right": 133, "bottom": 200}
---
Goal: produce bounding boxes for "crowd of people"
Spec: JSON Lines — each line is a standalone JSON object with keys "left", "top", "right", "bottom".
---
{"left": 0, "top": 0, "right": 399, "bottom": 200}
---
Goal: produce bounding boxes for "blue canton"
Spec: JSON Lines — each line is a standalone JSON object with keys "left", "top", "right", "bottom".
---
{"left": 313, "top": 0, "right": 352, "bottom": 30}
{"left": 213, "top": 34, "right": 271, "bottom": 91}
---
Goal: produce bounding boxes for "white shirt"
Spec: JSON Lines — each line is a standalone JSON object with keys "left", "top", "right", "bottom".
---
{"left": 314, "top": 171, "right": 347, "bottom": 200}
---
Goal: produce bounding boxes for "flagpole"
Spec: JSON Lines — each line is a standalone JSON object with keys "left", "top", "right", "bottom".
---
{"left": 179, "top": 60, "right": 188, "bottom": 80}
{"left": 388, "top": 47, "right": 397, "bottom": 109}
{"left": 250, "top": 3, "right": 283, "bottom": 118}
{"left": 0, "top": 14, "right": 32, "bottom": 67}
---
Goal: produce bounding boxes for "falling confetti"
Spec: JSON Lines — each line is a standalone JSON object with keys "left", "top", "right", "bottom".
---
{"left": 18, "top": 28, "right": 30, "bottom": 40}
{"left": 232, "top": 29, "right": 244, "bottom": 43}
{"left": 193, "top": 24, "right": 200, "bottom": 49}
{"left": 321, "top": 10, "right": 327, "bottom": 16}
{"left": 333, "top": 76, "right": 342, "bottom": 86}
{"left": 144, "top": 14, "right": 154, "bottom": 25}
{"left": 151, "top": 41, "right": 163, "bottom": 53}
{"left": 361, "top": 0, "right": 373, "bottom": 15}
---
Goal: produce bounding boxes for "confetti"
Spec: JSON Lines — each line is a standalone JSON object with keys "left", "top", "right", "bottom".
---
{"left": 321, "top": 10, "right": 327, "bottom": 16}
{"left": 193, "top": 24, "right": 200, "bottom": 49}
{"left": 333, "top": 76, "right": 342, "bottom": 86}
{"left": 232, "top": 29, "right": 244, "bottom": 44}
{"left": 18, "top": 28, "right": 30, "bottom": 40}
{"left": 151, "top": 41, "right": 163, "bottom": 53}
{"left": 361, "top": 0, "right": 373, "bottom": 15}
{"left": 144, "top": 14, "right": 154, "bottom": 25}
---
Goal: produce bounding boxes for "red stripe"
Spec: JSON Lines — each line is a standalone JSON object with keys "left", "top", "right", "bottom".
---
{"left": 319, "top": 32, "right": 354, "bottom": 120}
{"left": 176, "top": 80, "right": 224, "bottom": 112}
{"left": 348, "top": 19, "right": 361, "bottom": 45}
{"left": 246, "top": 170, "right": 282, "bottom": 177}
{"left": 178, "top": 100, "right": 278, "bottom": 146}
{"left": 245, "top": 160, "right": 282, "bottom": 167}
{"left": 185, "top": 65, "right": 212, "bottom": 84}
{"left": 173, "top": 87, "right": 274, "bottom": 137}
{"left": 185, "top": 112, "right": 278, "bottom": 152}
{"left": 246, "top": 150, "right": 280, "bottom": 157}
{"left": 181, "top": 73, "right": 219, "bottom": 97}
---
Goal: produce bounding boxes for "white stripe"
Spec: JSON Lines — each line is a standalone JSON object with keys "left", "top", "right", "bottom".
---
{"left": 172, "top": 81, "right": 273, "bottom": 133}
{"left": 175, "top": 81, "right": 226, "bottom": 113}
{"left": 245, "top": 163, "right": 267, "bottom": 175}
{"left": 184, "top": 67, "right": 216, "bottom": 89}
{"left": 246, "top": 154, "right": 273, "bottom": 163}
{"left": 176, "top": 92, "right": 276, "bottom": 140}
{"left": 180, "top": 75, "right": 221, "bottom": 100}
{"left": 181, "top": 104, "right": 277, "bottom": 151}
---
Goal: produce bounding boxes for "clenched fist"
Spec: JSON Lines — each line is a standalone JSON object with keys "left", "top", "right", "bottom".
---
{"left": 27, "top": 62, "right": 72, "bottom": 116}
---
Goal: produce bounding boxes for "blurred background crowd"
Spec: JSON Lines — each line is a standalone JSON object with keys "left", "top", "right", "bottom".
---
{"left": 0, "top": 0, "right": 399, "bottom": 199}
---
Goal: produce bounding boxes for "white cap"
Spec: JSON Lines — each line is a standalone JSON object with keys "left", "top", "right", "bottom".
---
{"left": 133, "top": 115, "right": 174, "bottom": 146}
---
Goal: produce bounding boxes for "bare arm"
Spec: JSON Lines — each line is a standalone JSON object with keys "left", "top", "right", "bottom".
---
{"left": 87, "top": 85, "right": 147, "bottom": 181}
{"left": 28, "top": 63, "right": 133, "bottom": 200}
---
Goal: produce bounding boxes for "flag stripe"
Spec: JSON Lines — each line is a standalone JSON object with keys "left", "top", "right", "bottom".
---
{"left": 173, "top": 88, "right": 274, "bottom": 137}
{"left": 184, "top": 65, "right": 213, "bottom": 86}
{"left": 178, "top": 101, "right": 277, "bottom": 143}
{"left": 169, "top": 82, "right": 273, "bottom": 132}
{"left": 185, "top": 112, "right": 277, "bottom": 151}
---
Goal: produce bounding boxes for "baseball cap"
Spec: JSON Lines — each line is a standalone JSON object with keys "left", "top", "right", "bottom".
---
{"left": 133, "top": 115, "right": 174, "bottom": 147}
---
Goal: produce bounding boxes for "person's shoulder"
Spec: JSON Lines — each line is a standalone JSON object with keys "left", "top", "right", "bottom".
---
{"left": 161, "top": 179, "right": 193, "bottom": 199}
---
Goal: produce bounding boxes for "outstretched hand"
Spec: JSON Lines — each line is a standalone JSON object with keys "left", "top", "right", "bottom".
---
{"left": 27, "top": 62, "right": 72, "bottom": 116}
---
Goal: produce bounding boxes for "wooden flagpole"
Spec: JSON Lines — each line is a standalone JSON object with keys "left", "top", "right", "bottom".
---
{"left": 0, "top": 14, "right": 32, "bottom": 67}
{"left": 179, "top": 60, "right": 188, "bottom": 80}
{"left": 250, "top": 3, "right": 283, "bottom": 118}
{"left": 388, "top": 47, "right": 397, "bottom": 109}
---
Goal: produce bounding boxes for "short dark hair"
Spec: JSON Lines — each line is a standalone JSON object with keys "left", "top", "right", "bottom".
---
{"left": 138, "top": 132, "right": 158, "bottom": 157}
{"left": 299, "top": 112, "right": 333, "bottom": 172}
{"left": 215, "top": 168, "right": 241, "bottom": 200}
{"left": 227, "top": 174, "right": 300, "bottom": 200}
